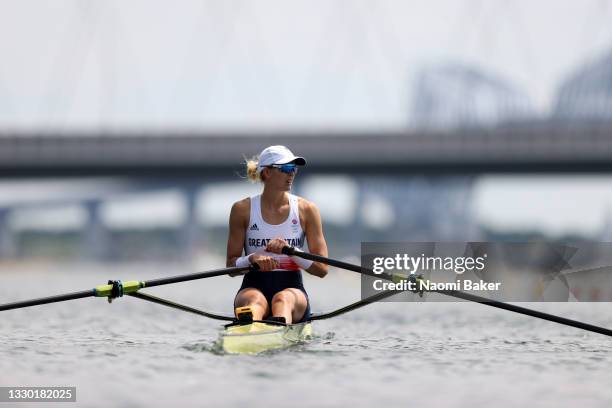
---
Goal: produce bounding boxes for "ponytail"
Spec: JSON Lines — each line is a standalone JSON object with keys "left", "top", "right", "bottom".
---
{"left": 245, "top": 156, "right": 261, "bottom": 183}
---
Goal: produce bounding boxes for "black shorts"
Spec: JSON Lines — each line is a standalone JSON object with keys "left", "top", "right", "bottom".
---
{"left": 235, "top": 270, "right": 311, "bottom": 323}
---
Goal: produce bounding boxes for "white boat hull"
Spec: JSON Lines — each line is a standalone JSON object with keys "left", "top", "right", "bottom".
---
{"left": 220, "top": 321, "right": 312, "bottom": 354}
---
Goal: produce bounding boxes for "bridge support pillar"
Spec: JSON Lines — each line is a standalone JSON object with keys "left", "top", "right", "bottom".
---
{"left": 181, "top": 186, "right": 201, "bottom": 259}
{"left": 0, "top": 209, "right": 16, "bottom": 259}
{"left": 355, "top": 176, "right": 480, "bottom": 241}
{"left": 82, "top": 200, "right": 110, "bottom": 261}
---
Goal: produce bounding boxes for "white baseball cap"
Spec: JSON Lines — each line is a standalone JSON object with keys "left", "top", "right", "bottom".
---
{"left": 257, "top": 145, "right": 306, "bottom": 173}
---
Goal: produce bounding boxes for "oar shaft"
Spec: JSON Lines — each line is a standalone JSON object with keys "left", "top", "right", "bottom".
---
{"left": 445, "top": 290, "right": 612, "bottom": 337}
{"left": 128, "top": 292, "right": 234, "bottom": 321}
{"left": 311, "top": 290, "right": 400, "bottom": 321}
{"left": 143, "top": 265, "right": 253, "bottom": 288}
{"left": 284, "top": 247, "right": 612, "bottom": 337}
{"left": 0, "top": 290, "right": 94, "bottom": 312}
{"left": 0, "top": 265, "right": 256, "bottom": 312}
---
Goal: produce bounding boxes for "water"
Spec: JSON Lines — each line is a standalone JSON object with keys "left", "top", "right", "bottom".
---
{"left": 1, "top": 263, "right": 611, "bottom": 408}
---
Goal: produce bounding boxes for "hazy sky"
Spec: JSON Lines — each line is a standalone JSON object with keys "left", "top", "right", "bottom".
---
{"left": 473, "top": 176, "right": 612, "bottom": 237}
{"left": 1, "top": 0, "right": 611, "bottom": 129}
{"left": 2, "top": 1, "right": 612, "bottom": 238}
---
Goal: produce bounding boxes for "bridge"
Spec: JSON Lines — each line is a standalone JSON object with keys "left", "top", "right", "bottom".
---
{"left": 2, "top": 124, "right": 612, "bottom": 178}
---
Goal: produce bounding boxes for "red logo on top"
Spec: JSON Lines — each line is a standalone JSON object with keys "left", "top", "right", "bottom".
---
{"left": 278, "top": 258, "right": 300, "bottom": 270}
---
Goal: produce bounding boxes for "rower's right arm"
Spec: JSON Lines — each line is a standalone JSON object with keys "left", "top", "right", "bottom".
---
{"left": 226, "top": 199, "right": 250, "bottom": 270}
{"left": 226, "top": 198, "right": 280, "bottom": 272}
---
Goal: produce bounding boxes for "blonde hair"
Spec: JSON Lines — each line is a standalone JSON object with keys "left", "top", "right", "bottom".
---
{"left": 245, "top": 156, "right": 261, "bottom": 183}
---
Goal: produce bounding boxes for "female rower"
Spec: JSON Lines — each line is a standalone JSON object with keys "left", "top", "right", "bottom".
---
{"left": 226, "top": 145, "right": 328, "bottom": 324}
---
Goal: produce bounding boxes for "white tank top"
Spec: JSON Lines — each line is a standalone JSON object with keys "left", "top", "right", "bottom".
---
{"left": 245, "top": 193, "right": 306, "bottom": 271}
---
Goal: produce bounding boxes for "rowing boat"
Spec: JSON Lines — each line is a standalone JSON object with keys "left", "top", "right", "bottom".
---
{"left": 1, "top": 247, "right": 611, "bottom": 351}
{"left": 221, "top": 321, "right": 312, "bottom": 354}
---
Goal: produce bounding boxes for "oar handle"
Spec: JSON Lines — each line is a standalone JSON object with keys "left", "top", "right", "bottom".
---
{"left": 282, "top": 246, "right": 385, "bottom": 278}
{"left": 281, "top": 246, "right": 296, "bottom": 255}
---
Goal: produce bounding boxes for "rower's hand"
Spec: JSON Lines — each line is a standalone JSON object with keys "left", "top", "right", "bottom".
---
{"left": 250, "top": 254, "right": 279, "bottom": 271}
{"left": 266, "top": 238, "right": 288, "bottom": 254}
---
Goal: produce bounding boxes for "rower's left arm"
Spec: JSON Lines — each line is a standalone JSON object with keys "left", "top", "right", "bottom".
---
{"left": 302, "top": 200, "right": 329, "bottom": 278}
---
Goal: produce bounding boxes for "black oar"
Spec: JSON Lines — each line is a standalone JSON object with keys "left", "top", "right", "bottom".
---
{"left": 129, "top": 292, "right": 234, "bottom": 321}
{"left": 282, "top": 246, "right": 612, "bottom": 337}
{"left": 310, "top": 289, "right": 401, "bottom": 321}
{"left": 0, "top": 265, "right": 256, "bottom": 312}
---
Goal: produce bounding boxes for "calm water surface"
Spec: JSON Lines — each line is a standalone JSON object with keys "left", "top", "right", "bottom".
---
{"left": 1, "top": 262, "right": 611, "bottom": 408}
